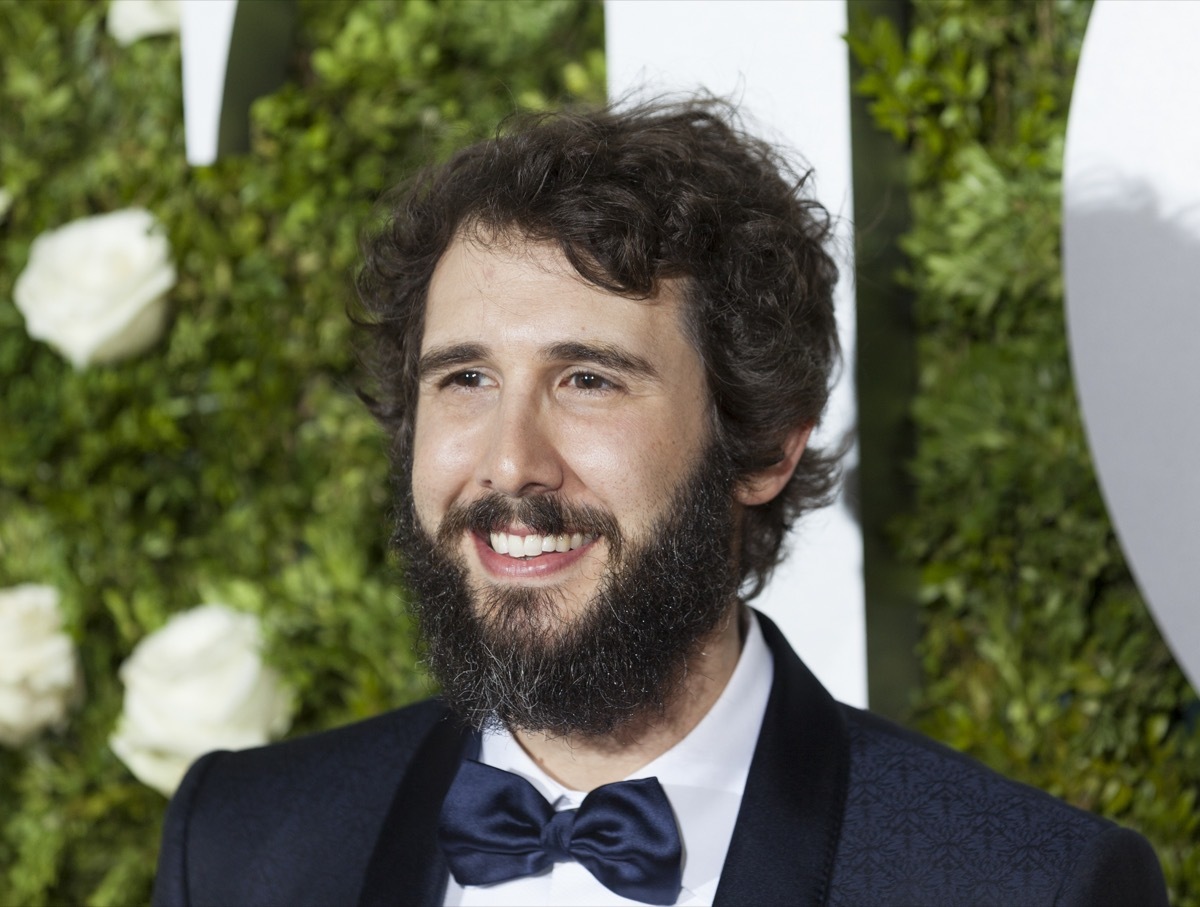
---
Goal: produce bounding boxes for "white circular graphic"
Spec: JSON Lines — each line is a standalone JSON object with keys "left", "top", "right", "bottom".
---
{"left": 1064, "top": 0, "right": 1200, "bottom": 690}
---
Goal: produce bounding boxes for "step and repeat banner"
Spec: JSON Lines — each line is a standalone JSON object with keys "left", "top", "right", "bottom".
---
{"left": 170, "top": 0, "right": 1198, "bottom": 705}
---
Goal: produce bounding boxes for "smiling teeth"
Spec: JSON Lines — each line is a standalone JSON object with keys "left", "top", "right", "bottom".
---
{"left": 489, "top": 531, "right": 591, "bottom": 559}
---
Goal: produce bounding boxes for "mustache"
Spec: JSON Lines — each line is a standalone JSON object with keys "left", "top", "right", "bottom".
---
{"left": 436, "top": 493, "right": 623, "bottom": 557}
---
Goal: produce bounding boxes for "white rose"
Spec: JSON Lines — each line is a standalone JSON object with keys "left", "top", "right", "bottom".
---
{"left": 13, "top": 208, "right": 176, "bottom": 369}
{"left": 0, "top": 585, "right": 81, "bottom": 748}
{"left": 107, "top": 0, "right": 182, "bottom": 46}
{"left": 110, "top": 603, "right": 294, "bottom": 796}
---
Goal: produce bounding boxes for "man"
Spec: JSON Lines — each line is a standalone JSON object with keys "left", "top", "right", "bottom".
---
{"left": 153, "top": 100, "right": 1168, "bottom": 906}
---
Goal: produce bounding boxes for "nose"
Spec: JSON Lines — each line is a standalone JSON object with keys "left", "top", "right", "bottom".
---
{"left": 474, "top": 394, "right": 564, "bottom": 498}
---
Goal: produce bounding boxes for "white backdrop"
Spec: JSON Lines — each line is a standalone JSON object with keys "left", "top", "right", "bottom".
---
{"left": 605, "top": 0, "right": 866, "bottom": 706}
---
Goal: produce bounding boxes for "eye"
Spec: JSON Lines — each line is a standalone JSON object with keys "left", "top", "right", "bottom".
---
{"left": 565, "top": 371, "right": 617, "bottom": 392}
{"left": 442, "top": 370, "right": 495, "bottom": 389}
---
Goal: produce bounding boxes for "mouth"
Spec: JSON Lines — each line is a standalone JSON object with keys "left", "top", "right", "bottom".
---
{"left": 485, "top": 530, "right": 597, "bottom": 560}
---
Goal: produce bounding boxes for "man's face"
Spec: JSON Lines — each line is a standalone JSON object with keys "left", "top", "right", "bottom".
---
{"left": 399, "top": 236, "right": 743, "bottom": 735}
{"left": 411, "top": 237, "right": 715, "bottom": 627}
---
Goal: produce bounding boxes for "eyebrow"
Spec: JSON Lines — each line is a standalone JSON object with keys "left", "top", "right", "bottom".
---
{"left": 418, "top": 343, "right": 488, "bottom": 380}
{"left": 417, "top": 341, "right": 660, "bottom": 381}
{"left": 543, "top": 342, "right": 659, "bottom": 380}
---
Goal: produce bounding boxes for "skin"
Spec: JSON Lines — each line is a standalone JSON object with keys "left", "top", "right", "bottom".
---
{"left": 412, "top": 236, "right": 808, "bottom": 789}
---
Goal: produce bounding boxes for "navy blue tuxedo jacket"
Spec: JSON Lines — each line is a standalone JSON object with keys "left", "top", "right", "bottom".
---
{"left": 153, "top": 613, "right": 1167, "bottom": 906}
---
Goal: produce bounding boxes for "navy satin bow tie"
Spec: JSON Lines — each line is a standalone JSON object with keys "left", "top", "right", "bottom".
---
{"left": 438, "top": 759, "right": 683, "bottom": 905}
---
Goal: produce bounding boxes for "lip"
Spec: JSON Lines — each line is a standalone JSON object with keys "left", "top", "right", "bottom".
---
{"left": 470, "top": 530, "right": 598, "bottom": 580}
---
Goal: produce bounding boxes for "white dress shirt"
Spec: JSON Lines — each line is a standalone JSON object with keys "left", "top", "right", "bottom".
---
{"left": 444, "top": 611, "right": 775, "bottom": 907}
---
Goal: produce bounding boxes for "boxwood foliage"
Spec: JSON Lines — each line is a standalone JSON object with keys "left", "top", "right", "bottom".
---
{"left": 850, "top": 0, "right": 1199, "bottom": 901}
{"left": 0, "top": 1, "right": 603, "bottom": 903}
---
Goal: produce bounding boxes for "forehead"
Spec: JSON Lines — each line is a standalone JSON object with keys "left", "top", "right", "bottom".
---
{"left": 422, "top": 237, "right": 697, "bottom": 361}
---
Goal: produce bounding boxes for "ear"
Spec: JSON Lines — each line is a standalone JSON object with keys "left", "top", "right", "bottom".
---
{"left": 734, "top": 424, "right": 813, "bottom": 506}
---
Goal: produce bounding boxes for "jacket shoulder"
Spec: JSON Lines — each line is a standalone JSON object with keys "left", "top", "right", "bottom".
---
{"left": 827, "top": 707, "right": 1167, "bottom": 907}
{"left": 154, "top": 698, "right": 451, "bottom": 907}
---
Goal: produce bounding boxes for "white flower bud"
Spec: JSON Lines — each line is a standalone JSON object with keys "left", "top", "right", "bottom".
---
{"left": 13, "top": 208, "right": 177, "bottom": 369}
{"left": 110, "top": 603, "right": 294, "bottom": 796}
{"left": 0, "top": 585, "right": 81, "bottom": 748}
{"left": 106, "top": 0, "right": 182, "bottom": 47}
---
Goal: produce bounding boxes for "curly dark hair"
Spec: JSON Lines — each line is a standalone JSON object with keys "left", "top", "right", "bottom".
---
{"left": 356, "top": 97, "right": 842, "bottom": 599}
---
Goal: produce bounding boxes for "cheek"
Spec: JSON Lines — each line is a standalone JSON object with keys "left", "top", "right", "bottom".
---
{"left": 559, "top": 414, "right": 701, "bottom": 516}
{"left": 410, "top": 416, "right": 476, "bottom": 519}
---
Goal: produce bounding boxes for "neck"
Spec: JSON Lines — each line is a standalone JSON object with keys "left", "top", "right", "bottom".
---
{"left": 512, "top": 602, "right": 746, "bottom": 791}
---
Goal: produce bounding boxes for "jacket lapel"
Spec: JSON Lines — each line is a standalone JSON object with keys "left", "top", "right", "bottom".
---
{"left": 357, "top": 707, "right": 473, "bottom": 907}
{"left": 713, "top": 611, "right": 850, "bottom": 907}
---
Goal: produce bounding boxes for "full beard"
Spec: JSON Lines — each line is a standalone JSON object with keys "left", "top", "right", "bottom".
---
{"left": 393, "top": 444, "right": 741, "bottom": 739}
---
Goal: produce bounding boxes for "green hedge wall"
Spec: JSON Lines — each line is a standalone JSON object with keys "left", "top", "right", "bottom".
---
{"left": 0, "top": 2, "right": 603, "bottom": 903}
{"left": 6, "top": 1, "right": 1196, "bottom": 904}
{"left": 850, "top": 1, "right": 1199, "bottom": 902}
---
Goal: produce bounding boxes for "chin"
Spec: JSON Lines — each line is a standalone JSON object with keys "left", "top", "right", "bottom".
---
{"left": 399, "top": 441, "right": 739, "bottom": 736}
